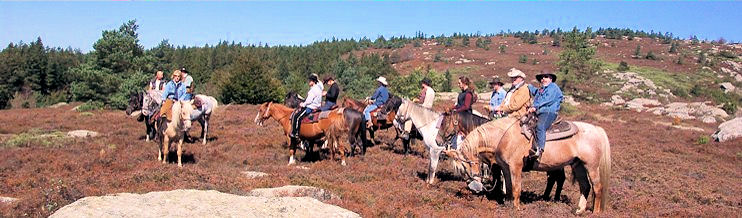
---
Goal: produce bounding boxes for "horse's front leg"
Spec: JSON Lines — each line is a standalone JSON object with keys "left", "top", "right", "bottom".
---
{"left": 287, "top": 137, "right": 297, "bottom": 165}
{"left": 201, "top": 118, "right": 208, "bottom": 145}
{"left": 177, "top": 136, "right": 184, "bottom": 167}
{"left": 161, "top": 137, "right": 169, "bottom": 164}
{"left": 510, "top": 166, "right": 524, "bottom": 210}
{"left": 425, "top": 139, "right": 443, "bottom": 184}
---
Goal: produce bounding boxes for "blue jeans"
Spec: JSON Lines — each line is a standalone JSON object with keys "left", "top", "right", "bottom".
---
{"left": 535, "top": 112, "right": 558, "bottom": 150}
{"left": 319, "top": 101, "right": 336, "bottom": 111}
{"left": 363, "top": 104, "right": 378, "bottom": 121}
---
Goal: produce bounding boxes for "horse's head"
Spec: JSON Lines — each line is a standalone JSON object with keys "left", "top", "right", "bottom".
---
{"left": 442, "top": 143, "right": 484, "bottom": 193}
{"left": 394, "top": 100, "right": 411, "bottom": 124}
{"left": 179, "top": 101, "right": 193, "bottom": 130}
{"left": 284, "top": 91, "right": 303, "bottom": 108}
{"left": 439, "top": 112, "right": 460, "bottom": 139}
{"left": 126, "top": 91, "right": 143, "bottom": 115}
{"left": 254, "top": 102, "right": 273, "bottom": 126}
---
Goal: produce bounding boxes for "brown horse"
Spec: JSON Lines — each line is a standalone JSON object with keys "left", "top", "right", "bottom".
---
{"left": 341, "top": 96, "right": 402, "bottom": 148}
{"left": 254, "top": 102, "right": 361, "bottom": 165}
{"left": 323, "top": 108, "right": 365, "bottom": 165}
{"left": 444, "top": 117, "right": 611, "bottom": 214}
{"left": 157, "top": 100, "right": 193, "bottom": 167}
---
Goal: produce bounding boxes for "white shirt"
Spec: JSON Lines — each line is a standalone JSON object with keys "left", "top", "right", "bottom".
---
{"left": 300, "top": 84, "right": 323, "bottom": 109}
{"left": 422, "top": 87, "right": 435, "bottom": 108}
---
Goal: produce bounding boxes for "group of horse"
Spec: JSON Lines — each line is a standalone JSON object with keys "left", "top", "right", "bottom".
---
{"left": 259, "top": 94, "right": 611, "bottom": 214}
{"left": 125, "top": 89, "right": 611, "bottom": 214}
{"left": 126, "top": 90, "right": 217, "bottom": 167}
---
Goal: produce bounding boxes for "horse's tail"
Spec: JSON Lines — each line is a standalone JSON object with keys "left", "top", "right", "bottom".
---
{"left": 598, "top": 126, "right": 611, "bottom": 211}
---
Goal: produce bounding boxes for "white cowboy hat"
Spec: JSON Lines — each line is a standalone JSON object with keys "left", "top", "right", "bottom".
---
{"left": 377, "top": 76, "right": 389, "bottom": 86}
{"left": 507, "top": 68, "right": 526, "bottom": 78}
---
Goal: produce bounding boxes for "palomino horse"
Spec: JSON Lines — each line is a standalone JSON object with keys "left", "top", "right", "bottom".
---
{"left": 157, "top": 100, "right": 194, "bottom": 167}
{"left": 439, "top": 112, "right": 567, "bottom": 200}
{"left": 254, "top": 102, "right": 364, "bottom": 165}
{"left": 444, "top": 117, "right": 611, "bottom": 214}
{"left": 126, "top": 90, "right": 162, "bottom": 142}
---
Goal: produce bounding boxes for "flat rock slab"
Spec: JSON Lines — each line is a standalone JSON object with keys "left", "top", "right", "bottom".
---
{"left": 713, "top": 117, "right": 742, "bottom": 142}
{"left": 249, "top": 185, "right": 340, "bottom": 201}
{"left": 67, "top": 130, "right": 100, "bottom": 138}
{"left": 242, "top": 171, "right": 268, "bottom": 178}
{"left": 50, "top": 189, "right": 359, "bottom": 218}
{"left": 0, "top": 196, "right": 18, "bottom": 203}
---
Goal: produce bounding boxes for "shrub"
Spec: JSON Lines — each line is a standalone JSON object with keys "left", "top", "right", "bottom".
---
{"left": 76, "top": 101, "right": 104, "bottom": 112}
{"left": 617, "top": 61, "right": 630, "bottom": 71}
{"left": 3, "top": 129, "right": 68, "bottom": 148}
{"left": 220, "top": 53, "right": 284, "bottom": 104}
{"left": 669, "top": 42, "right": 678, "bottom": 53}
{"left": 719, "top": 50, "right": 738, "bottom": 59}
{"left": 433, "top": 53, "right": 443, "bottom": 62}
{"left": 413, "top": 40, "right": 422, "bottom": 47}
{"left": 518, "top": 55, "right": 528, "bottom": 63}
{"left": 696, "top": 135, "right": 710, "bottom": 145}
{"left": 633, "top": 45, "right": 641, "bottom": 59}
{"left": 645, "top": 51, "right": 658, "bottom": 60}
{"left": 390, "top": 68, "right": 448, "bottom": 98}
{"left": 499, "top": 45, "right": 506, "bottom": 54}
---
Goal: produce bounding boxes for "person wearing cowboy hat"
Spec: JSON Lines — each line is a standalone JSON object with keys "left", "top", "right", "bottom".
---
{"left": 401, "top": 77, "right": 436, "bottom": 140}
{"left": 179, "top": 67, "right": 194, "bottom": 101}
{"left": 485, "top": 77, "right": 506, "bottom": 119}
{"left": 494, "top": 68, "right": 532, "bottom": 119}
{"left": 290, "top": 74, "right": 323, "bottom": 138}
{"left": 363, "top": 76, "right": 390, "bottom": 128}
{"left": 159, "top": 69, "right": 188, "bottom": 119}
{"left": 527, "top": 70, "right": 563, "bottom": 158}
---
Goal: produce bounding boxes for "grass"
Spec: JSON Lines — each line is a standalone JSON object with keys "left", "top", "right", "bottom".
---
{"left": 2, "top": 129, "right": 68, "bottom": 148}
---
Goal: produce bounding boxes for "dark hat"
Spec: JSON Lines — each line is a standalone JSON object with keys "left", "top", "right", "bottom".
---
{"left": 180, "top": 67, "right": 189, "bottom": 74}
{"left": 489, "top": 78, "right": 504, "bottom": 86}
{"left": 535, "top": 71, "right": 557, "bottom": 81}
{"left": 307, "top": 74, "right": 318, "bottom": 83}
{"left": 420, "top": 77, "right": 432, "bottom": 86}
{"left": 323, "top": 76, "right": 334, "bottom": 83}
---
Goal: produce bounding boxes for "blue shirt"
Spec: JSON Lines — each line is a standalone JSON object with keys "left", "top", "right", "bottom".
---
{"left": 528, "top": 83, "right": 563, "bottom": 114}
{"left": 162, "top": 81, "right": 188, "bottom": 102}
{"left": 371, "top": 85, "right": 389, "bottom": 106}
{"left": 489, "top": 87, "right": 506, "bottom": 108}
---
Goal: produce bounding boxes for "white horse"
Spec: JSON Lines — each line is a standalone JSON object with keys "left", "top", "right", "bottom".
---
{"left": 158, "top": 100, "right": 193, "bottom": 167}
{"left": 395, "top": 99, "right": 449, "bottom": 184}
{"left": 190, "top": 94, "right": 218, "bottom": 145}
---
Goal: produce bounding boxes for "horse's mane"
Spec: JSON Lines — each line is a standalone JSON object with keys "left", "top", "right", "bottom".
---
{"left": 403, "top": 100, "right": 441, "bottom": 127}
{"left": 457, "top": 111, "right": 491, "bottom": 132}
{"left": 459, "top": 118, "right": 517, "bottom": 156}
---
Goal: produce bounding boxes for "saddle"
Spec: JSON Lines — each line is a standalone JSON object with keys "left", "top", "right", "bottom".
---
{"left": 301, "top": 110, "right": 333, "bottom": 124}
{"left": 370, "top": 107, "right": 389, "bottom": 121}
{"left": 521, "top": 114, "right": 578, "bottom": 141}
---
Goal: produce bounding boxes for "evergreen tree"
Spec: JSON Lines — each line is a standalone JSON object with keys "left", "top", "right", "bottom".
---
{"left": 442, "top": 70, "right": 452, "bottom": 92}
{"left": 220, "top": 53, "right": 284, "bottom": 104}
{"left": 633, "top": 45, "right": 641, "bottom": 59}
{"left": 669, "top": 42, "right": 678, "bottom": 53}
{"left": 557, "top": 28, "right": 601, "bottom": 84}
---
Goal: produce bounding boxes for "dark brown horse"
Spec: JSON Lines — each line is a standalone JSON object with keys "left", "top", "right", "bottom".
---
{"left": 341, "top": 95, "right": 403, "bottom": 149}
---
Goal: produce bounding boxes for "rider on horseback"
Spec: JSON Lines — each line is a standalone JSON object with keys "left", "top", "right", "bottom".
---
{"left": 401, "top": 77, "right": 435, "bottom": 140}
{"left": 320, "top": 76, "right": 340, "bottom": 111}
{"left": 446, "top": 76, "right": 477, "bottom": 149}
{"left": 159, "top": 70, "right": 188, "bottom": 120}
{"left": 180, "top": 68, "right": 194, "bottom": 101}
{"left": 485, "top": 78, "right": 506, "bottom": 119}
{"left": 148, "top": 70, "right": 166, "bottom": 91}
{"left": 363, "top": 76, "right": 390, "bottom": 128}
{"left": 494, "top": 68, "right": 531, "bottom": 119}
{"left": 527, "top": 71, "right": 563, "bottom": 158}
{"left": 290, "top": 74, "right": 322, "bottom": 138}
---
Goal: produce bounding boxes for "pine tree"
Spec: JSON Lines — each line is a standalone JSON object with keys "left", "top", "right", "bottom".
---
{"left": 669, "top": 42, "right": 678, "bottom": 53}
{"left": 442, "top": 70, "right": 452, "bottom": 92}
{"left": 633, "top": 45, "right": 641, "bottom": 59}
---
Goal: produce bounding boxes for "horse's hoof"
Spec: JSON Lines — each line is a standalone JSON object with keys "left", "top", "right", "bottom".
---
{"left": 341, "top": 160, "right": 347, "bottom": 166}
{"left": 178, "top": 164, "right": 183, "bottom": 168}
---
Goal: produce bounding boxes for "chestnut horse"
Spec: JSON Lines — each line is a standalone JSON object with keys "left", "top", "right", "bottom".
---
{"left": 254, "top": 102, "right": 364, "bottom": 165}
{"left": 444, "top": 117, "right": 611, "bottom": 214}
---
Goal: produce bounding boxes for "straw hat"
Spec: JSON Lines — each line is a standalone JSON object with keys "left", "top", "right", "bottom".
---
{"left": 507, "top": 68, "right": 526, "bottom": 78}
{"left": 376, "top": 76, "right": 388, "bottom": 86}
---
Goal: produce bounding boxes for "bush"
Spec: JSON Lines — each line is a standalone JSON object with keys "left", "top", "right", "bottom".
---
{"left": 617, "top": 61, "right": 630, "bottom": 71}
{"left": 3, "top": 129, "right": 68, "bottom": 148}
{"left": 499, "top": 45, "right": 506, "bottom": 54}
{"left": 518, "top": 55, "right": 528, "bottom": 63}
{"left": 434, "top": 53, "right": 443, "bottom": 62}
{"left": 413, "top": 40, "right": 422, "bottom": 47}
{"left": 37, "top": 90, "right": 69, "bottom": 107}
{"left": 645, "top": 51, "right": 658, "bottom": 60}
{"left": 696, "top": 135, "right": 710, "bottom": 145}
{"left": 719, "top": 50, "right": 738, "bottom": 59}
{"left": 76, "top": 101, "right": 104, "bottom": 112}
{"left": 633, "top": 45, "right": 641, "bottom": 59}
{"left": 390, "top": 68, "right": 448, "bottom": 98}
{"left": 669, "top": 42, "right": 678, "bottom": 53}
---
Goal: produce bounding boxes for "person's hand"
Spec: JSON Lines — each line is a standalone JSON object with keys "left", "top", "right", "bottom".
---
{"left": 300, "top": 102, "right": 306, "bottom": 107}
{"left": 322, "top": 91, "right": 327, "bottom": 96}
{"left": 528, "top": 107, "right": 536, "bottom": 113}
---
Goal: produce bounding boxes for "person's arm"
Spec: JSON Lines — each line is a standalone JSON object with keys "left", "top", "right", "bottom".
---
{"left": 532, "top": 86, "right": 556, "bottom": 109}
{"left": 161, "top": 83, "right": 172, "bottom": 100}
{"left": 528, "top": 84, "right": 538, "bottom": 96}
{"left": 327, "top": 85, "right": 338, "bottom": 100}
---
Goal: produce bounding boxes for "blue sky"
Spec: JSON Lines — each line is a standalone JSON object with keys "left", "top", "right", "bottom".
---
{"left": 2, "top": 1, "right": 741, "bottom": 52}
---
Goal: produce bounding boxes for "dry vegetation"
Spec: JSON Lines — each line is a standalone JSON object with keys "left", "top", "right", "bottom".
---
{"left": 0, "top": 102, "right": 740, "bottom": 217}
